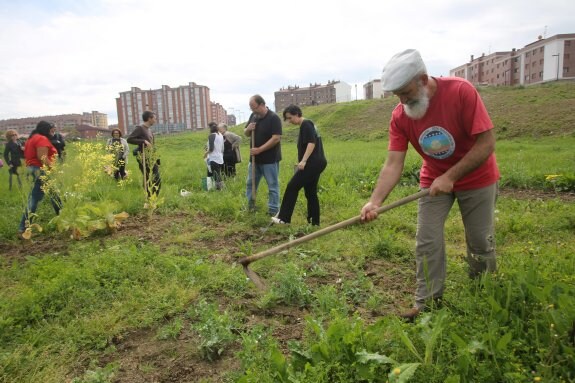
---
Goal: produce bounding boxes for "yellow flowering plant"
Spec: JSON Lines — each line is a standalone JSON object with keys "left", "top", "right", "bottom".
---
{"left": 40, "top": 141, "right": 129, "bottom": 239}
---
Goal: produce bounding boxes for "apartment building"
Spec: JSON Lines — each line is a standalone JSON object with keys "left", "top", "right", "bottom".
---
{"left": 0, "top": 111, "right": 108, "bottom": 136}
{"left": 116, "top": 82, "right": 212, "bottom": 135}
{"left": 450, "top": 33, "right": 575, "bottom": 86}
{"left": 210, "top": 102, "right": 228, "bottom": 125}
{"left": 363, "top": 79, "right": 384, "bottom": 99}
{"left": 274, "top": 80, "right": 352, "bottom": 113}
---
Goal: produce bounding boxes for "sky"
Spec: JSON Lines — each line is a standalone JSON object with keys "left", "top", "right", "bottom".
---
{"left": 0, "top": 0, "right": 573, "bottom": 125}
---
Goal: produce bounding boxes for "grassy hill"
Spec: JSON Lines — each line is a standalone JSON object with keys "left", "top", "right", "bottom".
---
{"left": 273, "top": 81, "right": 575, "bottom": 141}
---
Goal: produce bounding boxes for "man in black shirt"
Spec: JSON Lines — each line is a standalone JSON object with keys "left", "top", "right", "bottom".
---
{"left": 244, "top": 95, "right": 282, "bottom": 215}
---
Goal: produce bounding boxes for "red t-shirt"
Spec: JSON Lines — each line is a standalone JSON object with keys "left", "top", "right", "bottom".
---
{"left": 388, "top": 77, "right": 500, "bottom": 191}
{"left": 24, "top": 134, "right": 57, "bottom": 167}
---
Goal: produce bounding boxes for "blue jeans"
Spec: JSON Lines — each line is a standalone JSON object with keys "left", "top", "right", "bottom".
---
{"left": 19, "top": 167, "right": 62, "bottom": 232}
{"left": 245, "top": 161, "right": 280, "bottom": 215}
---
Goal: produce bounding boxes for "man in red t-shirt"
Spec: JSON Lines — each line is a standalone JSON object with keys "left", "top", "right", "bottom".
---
{"left": 361, "top": 49, "right": 500, "bottom": 321}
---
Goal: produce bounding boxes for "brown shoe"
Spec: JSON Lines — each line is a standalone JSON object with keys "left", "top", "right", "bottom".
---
{"left": 399, "top": 307, "right": 421, "bottom": 322}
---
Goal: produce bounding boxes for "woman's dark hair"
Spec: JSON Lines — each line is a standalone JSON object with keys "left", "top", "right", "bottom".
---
{"left": 282, "top": 104, "right": 302, "bottom": 120}
{"left": 111, "top": 128, "right": 122, "bottom": 137}
{"left": 142, "top": 110, "right": 155, "bottom": 122}
{"left": 208, "top": 122, "right": 218, "bottom": 133}
{"left": 30, "top": 120, "right": 54, "bottom": 138}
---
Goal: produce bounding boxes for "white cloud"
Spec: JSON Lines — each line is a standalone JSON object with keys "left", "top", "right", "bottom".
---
{"left": 0, "top": 0, "right": 573, "bottom": 124}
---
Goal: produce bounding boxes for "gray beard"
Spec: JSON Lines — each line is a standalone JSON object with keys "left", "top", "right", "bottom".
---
{"left": 404, "top": 86, "right": 430, "bottom": 120}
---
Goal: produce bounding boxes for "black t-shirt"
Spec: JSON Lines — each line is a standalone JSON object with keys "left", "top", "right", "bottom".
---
{"left": 298, "top": 119, "right": 326, "bottom": 166}
{"left": 247, "top": 109, "right": 282, "bottom": 164}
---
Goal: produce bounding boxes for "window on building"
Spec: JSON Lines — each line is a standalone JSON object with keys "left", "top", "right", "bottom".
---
{"left": 566, "top": 40, "right": 572, "bottom": 46}
{"left": 565, "top": 53, "right": 570, "bottom": 59}
{"left": 531, "top": 73, "right": 536, "bottom": 79}
{"left": 540, "top": 59, "right": 544, "bottom": 65}
{"left": 539, "top": 71, "right": 543, "bottom": 78}
{"left": 564, "top": 67, "right": 569, "bottom": 73}
{"left": 514, "top": 68, "right": 518, "bottom": 73}
{"left": 532, "top": 49, "right": 537, "bottom": 55}
{"left": 540, "top": 47, "right": 544, "bottom": 53}
{"left": 526, "top": 52, "right": 530, "bottom": 57}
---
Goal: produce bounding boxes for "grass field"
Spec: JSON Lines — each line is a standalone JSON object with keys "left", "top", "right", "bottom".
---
{"left": 0, "top": 82, "right": 574, "bottom": 383}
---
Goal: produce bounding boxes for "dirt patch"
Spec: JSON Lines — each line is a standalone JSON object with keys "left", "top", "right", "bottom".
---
{"left": 91, "top": 299, "right": 309, "bottom": 383}
{"left": 499, "top": 187, "right": 575, "bottom": 202}
{"left": 96, "top": 323, "right": 242, "bottom": 383}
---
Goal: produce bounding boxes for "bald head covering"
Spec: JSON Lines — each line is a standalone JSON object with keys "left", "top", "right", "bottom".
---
{"left": 381, "top": 49, "right": 427, "bottom": 92}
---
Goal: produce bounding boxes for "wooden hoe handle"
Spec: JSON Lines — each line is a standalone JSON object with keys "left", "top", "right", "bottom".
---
{"left": 239, "top": 189, "right": 428, "bottom": 266}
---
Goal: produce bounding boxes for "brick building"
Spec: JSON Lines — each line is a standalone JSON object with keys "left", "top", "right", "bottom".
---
{"left": 274, "top": 80, "right": 352, "bottom": 113}
{"left": 210, "top": 102, "right": 228, "bottom": 125}
{"left": 0, "top": 111, "right": 108, "bottom": 136}
{"left": 116, "top": 82, "right": 214, "bottom": 135}
{"left": 450, "top": 33, "right": 575, "bottom": 86}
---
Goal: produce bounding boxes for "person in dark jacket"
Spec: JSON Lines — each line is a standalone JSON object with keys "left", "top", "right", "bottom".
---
{"left": 127, "top": 110, "right": 161, "bottom": 197}
{"left": 50, "top": 125, "right": 66, "bottom": 162}
{"left": 218, "top": 123, "right": 242, "bottom": 177}
{"left": 4, "top": 129, "right": 24, "bottom": 190}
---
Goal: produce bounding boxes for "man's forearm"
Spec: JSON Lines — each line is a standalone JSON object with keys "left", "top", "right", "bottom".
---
{"left": 256, "top": 135, "right": 281, "bottom": 153}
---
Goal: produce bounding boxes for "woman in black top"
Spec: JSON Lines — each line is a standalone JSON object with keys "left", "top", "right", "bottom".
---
{"left": 3, "top": 129, "right": 24, "bottom": 190}
{"left": 272, "top": 105, "right": 327, "bottom": 226}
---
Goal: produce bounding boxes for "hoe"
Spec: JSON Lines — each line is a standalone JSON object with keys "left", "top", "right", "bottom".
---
{"left": 238, "top": 189, "right": 429, "bottom": 289}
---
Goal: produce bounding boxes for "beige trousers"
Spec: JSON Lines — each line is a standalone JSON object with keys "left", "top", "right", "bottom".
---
{"left": 414, "top": 183, "right": 498, "bottom": 309}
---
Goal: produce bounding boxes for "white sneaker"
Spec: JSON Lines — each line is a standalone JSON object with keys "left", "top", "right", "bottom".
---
{"left": 180, "top": 189, "right": 191, "bottom": 197}
{"left": 271, "top": 216, "right": 287, "bottom": 225}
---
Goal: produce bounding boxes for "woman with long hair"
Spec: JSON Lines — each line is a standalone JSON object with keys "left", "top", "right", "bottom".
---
{"left": 18, "top": 121, "right": 62, "bottom": 237}
{"left": 106, "top": 128, "right": 129, "bottom": 180}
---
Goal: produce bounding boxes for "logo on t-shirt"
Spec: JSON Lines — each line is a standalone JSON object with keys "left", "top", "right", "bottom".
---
{"left": 418, "top": 126, "right": 455, "bottom": 159}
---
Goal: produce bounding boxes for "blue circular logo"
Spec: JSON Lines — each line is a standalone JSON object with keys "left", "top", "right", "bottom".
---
{"left": 418, "top": 126, "right": 455, "bottom": 159}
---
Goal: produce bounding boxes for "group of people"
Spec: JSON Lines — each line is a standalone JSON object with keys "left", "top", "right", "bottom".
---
{"left": 9, "top": 48, "right": 500, "bottom": 321}
{"left": 204, "top": 122, "right": 242, "bottom": 191}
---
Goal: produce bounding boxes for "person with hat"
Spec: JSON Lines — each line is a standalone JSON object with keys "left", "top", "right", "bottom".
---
{"left": 360, "top": 49, "right": 500, "bottom": 321}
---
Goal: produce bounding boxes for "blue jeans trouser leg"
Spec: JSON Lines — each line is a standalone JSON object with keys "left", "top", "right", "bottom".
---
{"left": 19, "top": 168, "right": 62, "bottom": 232}
{"left": 245, "top": 162, "right": 280, "bottom": 214}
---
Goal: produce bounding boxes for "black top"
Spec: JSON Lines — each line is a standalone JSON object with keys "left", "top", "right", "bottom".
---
{"left": 246, "top": 108, "right": 282, "bottom": 164}
{"left": 4, "top": 141, "right": 24, "bottom": 167}
{"left": 298, "top": 119, "right": 326, "bottom": 166}
{"left": 51, "top": 132, "right": 66, "bottom": 155}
